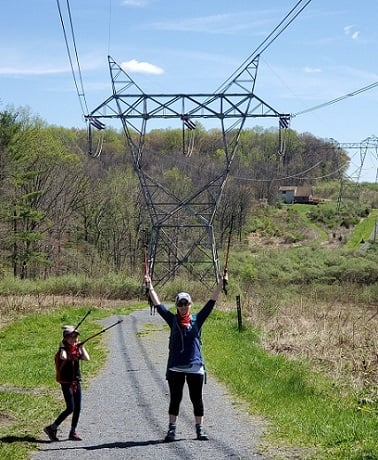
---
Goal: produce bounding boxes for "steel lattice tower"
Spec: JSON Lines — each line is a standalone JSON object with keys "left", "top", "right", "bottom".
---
{"left": 331, "top": 136, "right": 378, "bottom": 213}
{"left": 86, "top": 53, "right": 290, "bottom": 287}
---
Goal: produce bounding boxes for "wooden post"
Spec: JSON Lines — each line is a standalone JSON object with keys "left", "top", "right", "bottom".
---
{"left": 236, "top": 295, "right": 242, "bottom": 332}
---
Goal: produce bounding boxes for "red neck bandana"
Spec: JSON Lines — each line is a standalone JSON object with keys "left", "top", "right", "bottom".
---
{"left": 65, "top": 342, "right": 81, "bottom": 359}
{"left": 177, "top": 311, "right": 192, "bottom": 328}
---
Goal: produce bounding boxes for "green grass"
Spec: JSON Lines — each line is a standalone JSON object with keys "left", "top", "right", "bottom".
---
{"left": 203, "top": 311, "right": 378, "bottom": 459}
{"left": 0, "top": 307, "right": 116, "bottom": 388}
{"left": 346, "top": 210, "right": 378, "bottom": 248}
{"left": 0, "top": 273, "right": 142, "bottom": 298}
{"left": 0, "top": 392, "right": 60, "bottom": 460}
{"left": 291, "top": 204, "right": 329, "bottom": 241}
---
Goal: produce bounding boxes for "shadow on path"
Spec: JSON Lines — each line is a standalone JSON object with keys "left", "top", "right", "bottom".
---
{"left": 36, "top": 439, "right": 165, "bottom": 453}
{"left": 0, "top": 435, "right": 49, "bottom": 444}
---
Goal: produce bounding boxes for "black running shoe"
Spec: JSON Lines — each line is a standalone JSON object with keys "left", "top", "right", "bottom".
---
{"left": 44, "top": 425, "right": 59, "bottom": 442}
{"left": 164, "top": 428, "right": 176, "bottom": 442}
{"left": 196, "top": 425, "right": 209, "bottom": 441}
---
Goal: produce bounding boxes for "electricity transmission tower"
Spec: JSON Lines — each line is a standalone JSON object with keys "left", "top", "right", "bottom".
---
{"left": 54, "top": 0, "right": 314, "bottom": 286}
{"left": 86, "top": 54, "right": 289, "bottom": 287}
{"left": 331, "top": 136, "right": 378, "bottom": 213}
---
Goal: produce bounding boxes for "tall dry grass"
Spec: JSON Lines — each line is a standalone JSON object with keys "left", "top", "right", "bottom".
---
{"left": 239, "top": 284, "right": 378, "bottom": 396}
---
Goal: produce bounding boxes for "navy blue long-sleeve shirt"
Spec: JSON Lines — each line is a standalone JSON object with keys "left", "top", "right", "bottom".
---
{"left": 157, "top": 299, "right": 215, "bottom": 374}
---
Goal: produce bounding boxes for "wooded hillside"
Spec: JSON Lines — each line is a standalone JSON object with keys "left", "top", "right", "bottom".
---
{"left": 0, "top": 108, "right": 372, "bottom": 281}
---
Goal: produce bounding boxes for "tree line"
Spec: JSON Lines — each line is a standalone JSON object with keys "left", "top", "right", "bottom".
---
{"left": 0, "top": 108, "right": 349, "bottom": 279}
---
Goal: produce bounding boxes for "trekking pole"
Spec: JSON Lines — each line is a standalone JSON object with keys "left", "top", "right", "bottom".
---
{"left": 144, "top": 245, "right": 150, "bottom": 294}
{"left": 143, "top": 237, "right": 155, "bottom": 315}
{"left": 78, "top": 320, "right": 123, "bottom": 346}
{"left": 223, "top": 215, "right": 234, "bottom": 295}
{"left": 75, "top": 310, "right": 91, "bottom": 330}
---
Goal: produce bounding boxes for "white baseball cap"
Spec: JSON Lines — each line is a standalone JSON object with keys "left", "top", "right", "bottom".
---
{"left": 175, "top": 292, "right": 192, "bottom": 305}
{"left": 62, "top": 325, "right": 80, "bottom": 337}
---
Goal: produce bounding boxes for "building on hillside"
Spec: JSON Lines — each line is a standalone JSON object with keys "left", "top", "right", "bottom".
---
{"left": 279, "top": 185, "right": 315, "bottom": 204}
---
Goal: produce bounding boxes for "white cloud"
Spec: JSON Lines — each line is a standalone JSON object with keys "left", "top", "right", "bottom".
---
{"left": 0, "top": 65, "right": 70, "bottom": 76}
{"left": 344, "top": 25, "right": 354, "bottom": 35}
{"left": 304, "top": 67, "right": 321, "bottom": 74}
{"left": 122, "top": 0, "right": 149, "bottom": 6}
{"left": 150, "top": 11, "right": 276, "bottom": 35}
{"left": 121, "top": 59, "right": 164, "bottom": 75}
{"left": 344, "top": 24, "right": 360, "bottom": 40}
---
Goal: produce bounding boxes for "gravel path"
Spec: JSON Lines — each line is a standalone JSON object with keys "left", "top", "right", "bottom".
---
{"left": 32, "top": 308, "right": 266, "bottom": 460}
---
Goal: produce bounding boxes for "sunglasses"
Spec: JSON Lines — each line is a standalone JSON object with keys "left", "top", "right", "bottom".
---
{"left": 177, "top": 300, "right": 189, "bottom": 307}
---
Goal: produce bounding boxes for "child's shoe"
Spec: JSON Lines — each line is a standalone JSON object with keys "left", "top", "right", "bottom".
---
{"left": 69, "top": 431, "right": 82, "bottom": 441}
{"left": 44, "top": 425, "right": 59, "bottom": 442}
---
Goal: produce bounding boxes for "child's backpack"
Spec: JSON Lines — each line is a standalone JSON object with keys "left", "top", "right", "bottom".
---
{"left": 54, "top": 348, "right": 65, "bottom": 383}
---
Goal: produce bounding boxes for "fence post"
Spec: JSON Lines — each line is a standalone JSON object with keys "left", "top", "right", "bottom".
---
{"left": 236, "top": 294, "right": 242, "bottom": 332}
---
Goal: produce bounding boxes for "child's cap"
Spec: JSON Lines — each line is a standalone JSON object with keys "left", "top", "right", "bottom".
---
{"left": 62, "top": 325, "right": 80, "bottom": 337}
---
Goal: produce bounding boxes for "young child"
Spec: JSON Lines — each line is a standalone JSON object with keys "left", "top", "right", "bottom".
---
{"left": 44, "top": 325, "right": 90, "bottom": 442}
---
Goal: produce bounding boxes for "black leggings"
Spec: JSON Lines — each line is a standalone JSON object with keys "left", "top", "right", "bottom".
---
{"left": 167, "top": 370, "right": 204, "bottom": 417}
{"left": 54, "top": 382, "right": 82, "bottom": 430}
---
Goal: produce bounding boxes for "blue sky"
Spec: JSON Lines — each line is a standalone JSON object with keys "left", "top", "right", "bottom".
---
{"left": 1, "top": 0, "right": 378, "bottom": 181}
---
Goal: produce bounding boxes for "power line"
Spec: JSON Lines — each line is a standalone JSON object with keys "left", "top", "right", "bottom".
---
{"left": 56, "top": 0, "right": 89, "bottom": 118}
{"left": 231, "top": 160, "right": 345, "bottom": 183}
{"left": 107, "top": 0, "right": 112, "bottom": 57}
{"left": 215, "top": 0, "right": 312, "bottom": 94}
{"left": 292, "top": 80, "right": 378, "bottom": 117}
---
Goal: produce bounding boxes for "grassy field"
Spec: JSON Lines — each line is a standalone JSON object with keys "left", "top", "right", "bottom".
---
{"left": 346, "top": 209, "right": 378, "bottom": 248}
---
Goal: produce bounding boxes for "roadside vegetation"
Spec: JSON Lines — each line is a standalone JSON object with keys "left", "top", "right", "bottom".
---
{"left": 205, "top": 311, "right": 378, "bottom": 459}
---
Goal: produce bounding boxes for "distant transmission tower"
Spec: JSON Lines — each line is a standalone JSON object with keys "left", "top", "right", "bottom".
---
{"left": 332, "top": 136, "right": 378, "bottom": 213}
